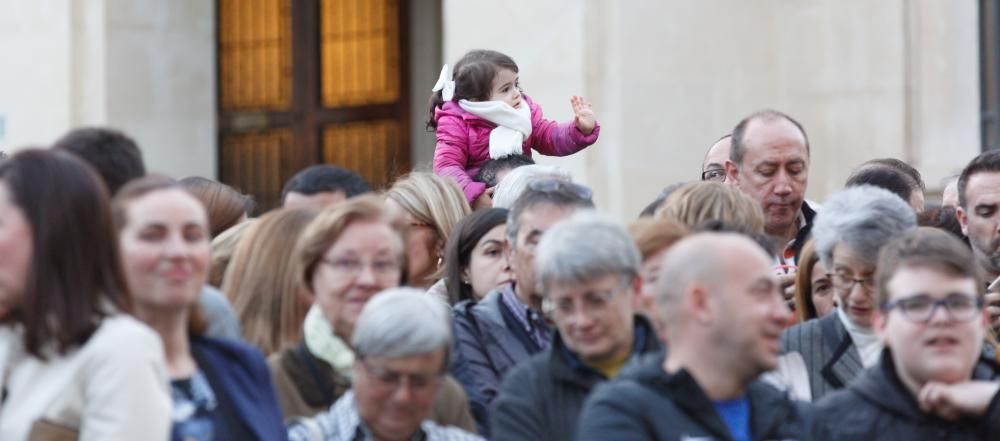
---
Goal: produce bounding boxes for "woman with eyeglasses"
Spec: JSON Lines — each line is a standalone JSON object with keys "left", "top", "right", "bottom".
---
{"left": 112, "top": 176, "right": 286, "bottom": 441}
{"left": 267, "top": 195, "right": 475, "bottom": 431}
{"left": 777, "top": 186, "right": 917, "bottom": 402}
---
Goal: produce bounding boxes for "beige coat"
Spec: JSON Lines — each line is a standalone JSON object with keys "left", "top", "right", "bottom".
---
{"left": 0, "top": 315, "right": 172, "bottom": 441}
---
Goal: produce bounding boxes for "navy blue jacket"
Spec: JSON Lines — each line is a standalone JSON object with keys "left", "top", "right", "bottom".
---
{"left": 172, "top": 336, "right": 288, "bottom": 441}
{"left": 450, "top": 284, "right": 550, "bottom": 435}
{"left": 816, "top": 348, "right": 1000, "bottom": 440}
{"left": 577, "top": 353, "right": 819, "bottom": 441}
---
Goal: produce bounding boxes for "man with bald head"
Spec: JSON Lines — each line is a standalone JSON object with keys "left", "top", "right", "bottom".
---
{"left": 701, "top": 135, "right": 731, "bottom": 183}
{"left": 725, "top": 110, "right": 815, "bottom": 266}
{"left": 577, "top": 233, "right": 816, "bottom": 440}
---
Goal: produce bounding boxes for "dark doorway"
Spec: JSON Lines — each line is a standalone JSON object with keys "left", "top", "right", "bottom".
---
{"left": 217, "top": 0, "right": 411, "bottom": 210}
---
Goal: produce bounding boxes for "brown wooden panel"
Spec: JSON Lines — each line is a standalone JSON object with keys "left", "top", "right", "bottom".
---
{"left": 322, "top": 119, "right": 401, "bottom": 190}
{"left": 220, "top": 129, "right": 293, "bottom": 210}
{"left": 320, "top": 0, "right": 400, "bottom": 107}
{"left": 219, "top": 0, "right": 292, "bottom": 111}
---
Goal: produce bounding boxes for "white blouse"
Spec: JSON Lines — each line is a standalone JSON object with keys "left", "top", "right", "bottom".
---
{"left": 0, "top": 315, "right": 172, "bottom": 441}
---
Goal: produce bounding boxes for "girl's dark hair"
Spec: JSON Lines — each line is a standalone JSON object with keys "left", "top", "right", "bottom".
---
{"left": 1, "top": 149, "right": 132, "bottom": 359}
{"left": 426, "top": 49, "right": 519, "bottom": 130}
{"left": 444, "top": 208, "right": 509, "bottom": 304}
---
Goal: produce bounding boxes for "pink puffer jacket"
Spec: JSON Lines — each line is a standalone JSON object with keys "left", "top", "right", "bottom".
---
{"left": 432, "top": 94, "right": 601, "bottom": 203}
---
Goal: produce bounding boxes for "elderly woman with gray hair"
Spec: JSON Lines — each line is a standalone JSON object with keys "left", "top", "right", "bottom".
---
{"left": 776, "top": 185, "right": 917, "bottom": 402}
{"left": 288, "top": 289, "right": 484, "bottom": 441}
{"left": 490, "top": 213, "right": 662, "bottom": 441}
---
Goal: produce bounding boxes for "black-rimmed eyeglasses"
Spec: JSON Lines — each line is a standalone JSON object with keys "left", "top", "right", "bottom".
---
{"left": 881, "top": 293, "right": 983, "bottom": 324}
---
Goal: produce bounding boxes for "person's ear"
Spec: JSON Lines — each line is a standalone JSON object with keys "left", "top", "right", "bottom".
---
{"left": 956, "top": 206, "right": 970, "bottom": 236}
{"left": 688, "top": 282, "right": 714, "bottom": 325}
{"left": 725, "top": 160, "right": 740, "bottom": 186}
{"left": 629, "top": 276, "right": 644, "bottom": 311}
{"left": 873, "top": 308, "right": 889, "bottom": 343}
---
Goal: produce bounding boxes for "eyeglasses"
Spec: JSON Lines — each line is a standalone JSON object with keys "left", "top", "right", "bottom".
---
{"left": 527, "top": 179, "right": 594, "bottom": 200}
{"left": 542, "top": 287, "right": 622, "bottom": 320}
{"left": 358, "top": 357, "right": 443, "bottom": 393}
{"left": 701, "top": 168, "right": 726, "bottom": 182}
{"left": 830, "top": 272, "right": 875, "bottom": 293}
{"left": 882, "top": 293, "right": 983, "bottom": 324}
{"left": 320, "top": 257, "right": 400, "bottom": 280}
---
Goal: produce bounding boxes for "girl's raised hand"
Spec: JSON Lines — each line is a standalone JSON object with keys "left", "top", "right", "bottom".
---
{"left": 571, "top": 96, "right": 596, "bottom": 135}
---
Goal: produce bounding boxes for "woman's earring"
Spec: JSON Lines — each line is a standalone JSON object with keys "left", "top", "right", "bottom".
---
{"left": 437, "top": 256, "right": 443, "bottom": 268}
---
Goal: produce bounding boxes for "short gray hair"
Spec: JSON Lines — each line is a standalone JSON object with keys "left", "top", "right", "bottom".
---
{"left": 505, "top": 180, "right": 595, "bottom": 247}
{"left": 534, "top": 212, "right": 640, "bottom": 291}
{"left": 813, "top": 185, "right": 917, "bottom": 269}
{"left": 492, "top": 164, "right": 572, "bottom": 209}
{"left": 351, "top": 288, "right": 452, "bottom": 362}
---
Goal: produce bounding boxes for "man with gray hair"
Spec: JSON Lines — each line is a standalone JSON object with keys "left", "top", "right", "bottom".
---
{"left": 577, "top": 232, "right": 817, "bottom": 440}
{"left": 288, "top": 288, "right": 483, "bottom": 441}
{"left": 491, "top": 164, "right": 572, "bottom": 209}
{"left": 491, "top": 214, "right": 662, "bottom": 441}
{"left": 451, "top": 179, "right": 595, "bottom": 435}
{"left": 779, "top": 186, "right": 917, "bottom": 401}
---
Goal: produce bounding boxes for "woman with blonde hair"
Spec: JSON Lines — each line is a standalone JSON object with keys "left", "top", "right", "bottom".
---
{"left": 222, "top": 208, "right": 319, "bottom": 355}
{"left": 385, "top": 172, "right": 471, "bottom": 289}
{"left": 208, "top": 220, "right": 256, "bottom": 288}
{"left": 655, "top": 181, "right": 765, "bottom": 234}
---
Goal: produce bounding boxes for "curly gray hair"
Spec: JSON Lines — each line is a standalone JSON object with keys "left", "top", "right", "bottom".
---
{"left": 812, "top": 185, "right": 917, "bottom": 269}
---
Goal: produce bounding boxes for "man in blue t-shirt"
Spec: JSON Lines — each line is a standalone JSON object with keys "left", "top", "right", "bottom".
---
{"left": 577, "top": 232, "right": 818, "bottom": 441}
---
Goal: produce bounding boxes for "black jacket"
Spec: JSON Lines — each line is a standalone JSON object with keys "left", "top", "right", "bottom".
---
{"left": 815, "top": 348, "right": 1000, "bottom": 440}
{"left": 576, "top": 353, "right": 818, "bottom": 441}
{"left": 490, "top": 316, "right": 661, "bottom": 441}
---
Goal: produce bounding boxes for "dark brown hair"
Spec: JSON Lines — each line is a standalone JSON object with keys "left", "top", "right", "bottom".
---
{"left": 1, "top": 149, "right": 132, "bottom": 358}
{"left": 958, "top": 149, "right": 1000, "bottom": 208}
{"left": 444, "top": 207, "right": 508, "bottom": 304}
{"left": 875, "top": 227, "right": 984, "bottom": 307}
{"left": 179, "top": 176, "right": 253, "bottom": 238}
{"left": 426, "top": 49, "right": 519, "bottom": 130}
{"left": 112, "top": 175, "right": 209, "bottom": 335}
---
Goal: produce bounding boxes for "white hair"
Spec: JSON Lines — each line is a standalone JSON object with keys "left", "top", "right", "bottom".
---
{"left": 813, "top": 185, "right": 917, "bottom": 269}
{"left": 492, "top": 164, "right": 572, "bottom": 209}
{"left": 534, "top": 212, "right": 639, "bottom": 291}
{"left": 351, "top": 288, "right": 452, "bottom": 359}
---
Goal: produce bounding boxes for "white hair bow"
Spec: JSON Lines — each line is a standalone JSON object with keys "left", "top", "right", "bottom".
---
{"left": 432, "top": 64, "right": 455, "bottom": 101}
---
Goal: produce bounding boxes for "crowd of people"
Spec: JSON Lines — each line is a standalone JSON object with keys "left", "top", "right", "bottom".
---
{"left": 1, "top": 48, "right": 999, "bottom": 441}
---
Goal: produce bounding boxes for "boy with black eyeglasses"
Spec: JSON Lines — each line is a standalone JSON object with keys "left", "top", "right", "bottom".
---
{"left": 815, "top": 228, "right": 1000, "bottom": 440}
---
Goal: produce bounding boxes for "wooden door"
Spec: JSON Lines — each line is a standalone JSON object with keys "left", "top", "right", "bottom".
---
{"left": 217, "top": 0, "right": 410, "bottom": 210}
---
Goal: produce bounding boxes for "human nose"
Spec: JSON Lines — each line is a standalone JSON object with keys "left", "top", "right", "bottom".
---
{"left": 355, "top": 262, "right": 378, "bottom": 285}
{"left": 772, "top": 171, "right": 793, "bottom": 196}
{"left": 390, "top": 379, "right": 416, "bottom": 402}
{"left": 162, "top": 234, "right": 188, "bottom": 258}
